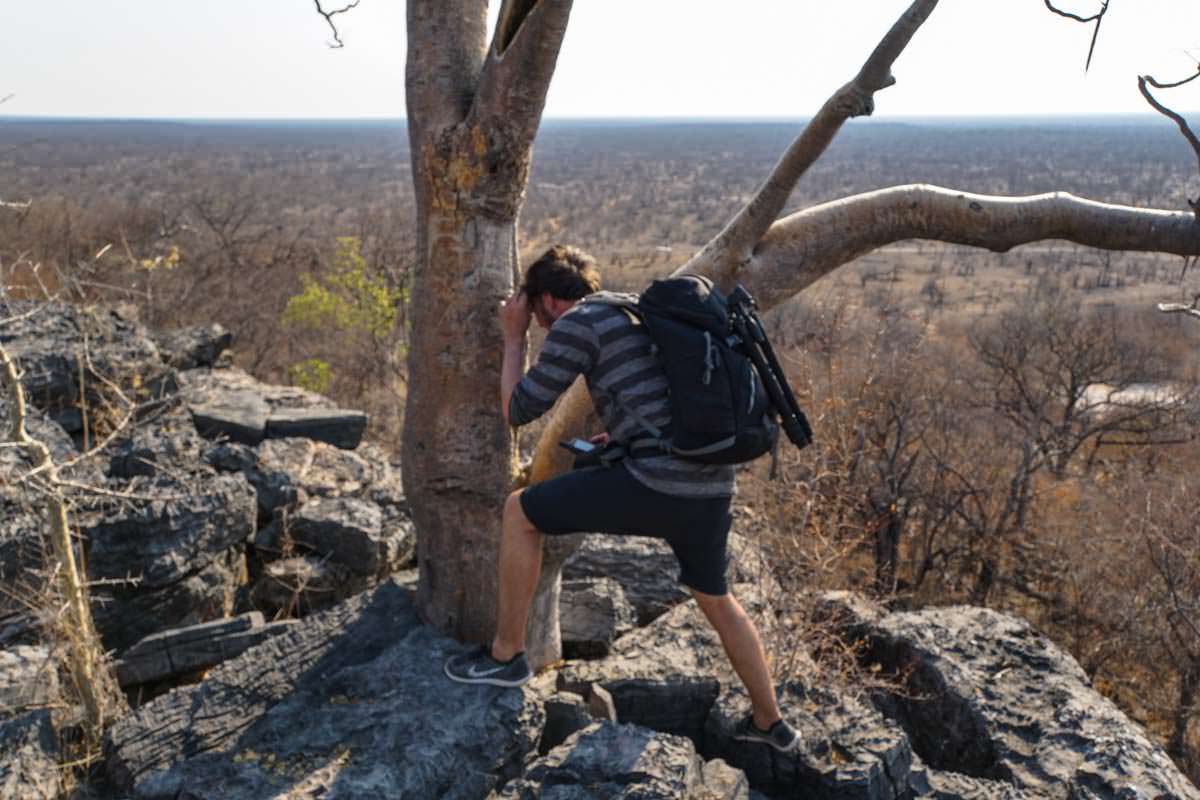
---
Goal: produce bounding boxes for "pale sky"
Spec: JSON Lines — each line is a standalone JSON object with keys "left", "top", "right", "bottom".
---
{"left": 2, "top": 1, "right": 1198, "bottom": 119}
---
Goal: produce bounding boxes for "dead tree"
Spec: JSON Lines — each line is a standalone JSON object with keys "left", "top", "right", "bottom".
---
{"left": 389, "top": 0, "right": 1200, "bottom": 666}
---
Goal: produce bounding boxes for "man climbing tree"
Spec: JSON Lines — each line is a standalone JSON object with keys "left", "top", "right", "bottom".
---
{"left": 334, "top": 0, "right": 1200, "bottom": 667}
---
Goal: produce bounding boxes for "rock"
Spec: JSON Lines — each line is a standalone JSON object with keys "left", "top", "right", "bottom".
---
{"left": 0, "top": 493, "right": 44, "bottom": 617}
{"left": 493, "top": 721, "right": 750, "bottom": 800}
{"left": 704, "top": 684, "right": 913, "bottom": 800}
{"left": 0, "top": 710, "right": 60, "bottom": 799}
{"left": 113, "top": 612, "right": 296, "bottom": 687}
{"left": 190, "top": 389, "right": 271, "bottom": 446}
{"left": 823, "top": 594, "right": 1200, "bottom": 800}
{"left": 82, "top": 472, "right": 255, "bottom": 652}
{"left": 178, "top": 366, "right": 331, "bottom": 414}
{"left": 560, "top": 577, "right": 637, "bottom": 659}
{"left": 557, "top": 582, "right": 775, "bottom": 743}
{"left": 107, "top": 407, "right": 206, "bottom": 479}
{"left": 284, "top": 496, "right": 394, "bottom": 578}
{"left": 249, "top": 556, "right": 360, "bottom": 616}
{"left": 106, "top": 581, "right": 544, "bottom": 799}
{"left": 0, "top": 647, "right": 57, "bottom": 714}
{"left": 151, "top": 323, "right": 232, "bottom": 370}
{"left": 907, "top": 753, "right": 1022, "bottom": 799}
{"left": 0, "top": 301, "right": 174, "bottom": 436}
{"left": 562, "top": 532, "right": 776, "bottom": 628}
{"left": 266, "top": 407, "right": 367, "bottom": 450}
{"left": 540, "top": 692, "right": 593, "bottom": 754}
{"left": 240, "top": 437, "right": 384, "bottom": 518}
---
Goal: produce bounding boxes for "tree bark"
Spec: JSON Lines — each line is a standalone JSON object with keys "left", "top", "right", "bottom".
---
{"left": 404, "top": 0, "right": 573, "bottom": 666}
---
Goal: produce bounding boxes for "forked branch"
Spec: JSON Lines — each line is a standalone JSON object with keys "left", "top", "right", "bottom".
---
{"left": 312, "top": 0, "right": 360, "bottom": 48}
{"left": 683, "top": 0, "right": 938, "bottom": 280}
{"left": 1043, "top": 0, "right": 1109, "bottom": 72}
{"left": 1139, "top": 71, "right": 1200, "bottom": 216}
{"left": 1157, "top": 295, "right": 1200, "bottom": 320}
{"left": 474, "top": 0, "right": 573, "bottom": 151}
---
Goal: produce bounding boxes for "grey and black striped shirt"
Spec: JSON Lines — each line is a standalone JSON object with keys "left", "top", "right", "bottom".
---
{"left": 510, "top": 291, "right": 734, "bottom": 498}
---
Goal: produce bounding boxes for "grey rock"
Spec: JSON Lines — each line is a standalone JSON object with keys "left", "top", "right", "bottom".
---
{"left": 107, "top": 408, "right": 206, "bottom": 479}
{"left": 266, "top": 407, "right": 367, "bottom": 450}
{"left": 285, "top": 496, "right": 387, "bottom": 576}
{"left": 189, "top": 389, "right": 270, "bottom": 446}
{"left": 823, "top": 593, "right": 1200, "bottom": 800}
{"left": 0, "top": 493, "right": 44, "bottom": 617}
{"left": 249, "top": 556, "right": 361, "bottom": 616}
{"left": 178, "top": 366, "right": 331, "bottom": 413}
{"left": 151, "top": 323, "right": 232, "bottom": 370}
{"left": 908, "top": 753, "right": 1022, "bottom": 799}
{"left": 0, "top": 647, "right": 57, "bottom": 715}
{"left": 541, "top": 692, "right": 593, "bottom": 755}
{"left": 562, "top": 532, "right": 776, "bottom": 628}
{"left": 113, "top": 612, "right": 295, "bottom": 687}
{"left": 560, "top": 577, "right": 637, "bottom": 659}
{"left": 557, "top": 582, "right": 774, "bottom": 743}
{"left": 0, "top": 710, "right": 60, "bottom": 800}
{"left": 82, "top": 473, "right": 255, "bottom": 652}
{"left": 0, "top": 301, "right": 174, "bottom": 436}
{"left": 493, "top": 721, "right": 750, "bottom": 800}
{"left": 244, "top": 437, "right": 386, "bottom": 517}
{"left": 106, "top": 581, "right": 544, "bottom": 799}
{"left": 705, "top": 684, "right": 913, "bottom": 800}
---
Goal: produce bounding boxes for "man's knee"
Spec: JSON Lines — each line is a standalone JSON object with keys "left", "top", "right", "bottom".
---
{"left": 690, "top": 587, "right": 741, "bottom": 623}
{"left": 504, "top": 490, "right": 539, "bottom": 535}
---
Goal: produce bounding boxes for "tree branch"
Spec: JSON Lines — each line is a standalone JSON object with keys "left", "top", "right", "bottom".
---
{"left": 312, "top": 0, "right": 360, "bottom": 49}
{"left": 1044, "top": 0, "right": 1108, "bottom": 72}
{"left": 405, "top": 0, "right": 490, "bottom": 138}
{"left": 682, "top": 0, "right": 938, "bottom": 280}
{"left": 1138, "top": 73, "right": 1200, "bottom": 216}
{"left": 727, "top": 185, "right": 1200, "bottom": 311}
{"left": 472, "top": 0, "right": 573, "bottom": 152}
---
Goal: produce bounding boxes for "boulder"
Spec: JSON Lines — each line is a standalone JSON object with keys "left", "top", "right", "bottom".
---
{"left": 106, "top": 407, "right": 206, "bottom": 479}
{"left": 249, "top": 556, "right": 361, "bottom": 616}
{"left": 266, "top": 407, "right": 367, "bottom": 450}
{"left": 821, "top": 593, "right": 1200, "bottom": 800}
{"left": 704, "top": 684, "right": 913, "bottom": 800}
{"left": 560, "top": 577, "right": 637, "bottom": 659}
{"left": 113, "top": 612, "right": 296, "bottom": 687}
{"left": 562, "top": 532, "right": 776, "bottom": 628}
{"left": 540, "top": 692, "right": 594, "bottom": 755}
{"left": 493, "top": 721, "right": 751, "bottom": 800}
{"left": 189, "top": 389, "right": 270, "bottom": 446}
{"left": 557, "top": 582, "right": 774, "bottom": 743}
{"left": 0, "top": 647, "right": 57, "bottom": 713}
{"left": 240, "top": 437, "right": 387, "bottom": 515}
{"left": 0, "top": 301, "right": 174, "bottom": 436}
{"left": 106, "top": 581, "right": 545, "bottom": 799}
{"left": 0, "top": 493, "right": 44, "bottom": 616}
{"left": 150, "top": 323, "right": 232, "bottom": 370}
{"left": 0, "top": 710, "right": 60, "bottom": 800}
{"left": 82, "top": 472, "right": 255, "bottom": 652}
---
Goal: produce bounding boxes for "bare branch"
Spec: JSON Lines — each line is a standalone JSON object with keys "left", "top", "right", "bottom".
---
{"left": 682, "top": 0, "right": 938, "bottom": 280}
{"left": 1138, "top": 74, "right": 1200, "bottom": 217}
{"left": 1157, "top": 300, "right": 1200, "bottom": 320}
{"left": 312, "top": 0, "right": 359, "bottom": 48}
{"left": 1044, "top": 0, "right": 1109, "bottom": 70}
{"left": 725, "top": 185, "right": 1200, "bottom": 310}
{"left": 0, "top": 93, "right": 12, "bottom": 105}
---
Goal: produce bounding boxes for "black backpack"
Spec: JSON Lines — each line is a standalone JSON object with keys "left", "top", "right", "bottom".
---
{"left": 587, "top": 275, "right": 813, "bottom": 465}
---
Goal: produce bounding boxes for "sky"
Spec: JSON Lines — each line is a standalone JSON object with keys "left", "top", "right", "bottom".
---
{"left": 2, "top": 0, "right": 1198, "bottom": 120}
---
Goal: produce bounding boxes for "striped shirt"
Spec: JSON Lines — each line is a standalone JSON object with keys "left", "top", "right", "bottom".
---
{"left": 509, "top": 291, "right": 735, "bottom": 498}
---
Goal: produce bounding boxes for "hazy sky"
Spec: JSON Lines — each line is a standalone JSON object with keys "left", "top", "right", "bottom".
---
{"left": 2, "top": 1, "right": 1198, "bottom": 119}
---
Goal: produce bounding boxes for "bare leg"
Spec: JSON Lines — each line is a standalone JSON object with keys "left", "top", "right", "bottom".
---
{"left": 691, "top": 588, "right": 782, "bottom": 729}
{"left": 492, "top": 490, "right": 543, "bottom": 662}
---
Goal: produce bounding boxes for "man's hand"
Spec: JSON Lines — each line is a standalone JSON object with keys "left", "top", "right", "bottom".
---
{"left": 500, "top": 290, "right": 533, "bottom": 342}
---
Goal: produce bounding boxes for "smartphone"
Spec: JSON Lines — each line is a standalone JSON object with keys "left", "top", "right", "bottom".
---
{"left": 559, "top": 437, "right": 598, "bottom": 456}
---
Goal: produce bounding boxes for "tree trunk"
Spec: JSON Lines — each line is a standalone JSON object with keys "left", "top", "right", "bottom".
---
{"left": 403, "top": 0, "right": 573, "bottom": 667}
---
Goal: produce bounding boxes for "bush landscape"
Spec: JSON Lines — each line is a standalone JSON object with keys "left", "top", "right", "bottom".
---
{"left": 3, "top": 115, "right": 1200, "bottom": 791}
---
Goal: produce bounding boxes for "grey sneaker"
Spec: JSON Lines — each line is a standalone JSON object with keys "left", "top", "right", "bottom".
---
{"left": 733, "top": 714, "right": 800, "bottom": 753}
{"left": 444, "top": 646, "right": 532, "bottom": 687}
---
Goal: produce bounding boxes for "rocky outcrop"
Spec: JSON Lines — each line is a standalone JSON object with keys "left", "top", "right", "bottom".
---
{"left": 0, "top": 711, "right": 60, "bottom": 800}
{"left": 493, "top": 721, "right": 752, "bottom": 799}
{"left": 150, "top": 323, "right": 232, "bottom": 371}
{"left": 106, "top": 581, "right": 544, "bottom": 799}
{"left": 0, "top": 647, "right": 57, "bottom": 711}
{"left": 820, "top": 592, "right": 1200, "bottom": 800}
{"left": 560, "top": 577, "right": 637, "bottom": 658}
{"left": 82, "top": 472, "right": 256, "bottom": 652}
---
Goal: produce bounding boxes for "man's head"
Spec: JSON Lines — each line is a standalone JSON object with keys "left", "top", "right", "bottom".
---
{"left": 521, "top": 245, "right": 600, "bottom": 328}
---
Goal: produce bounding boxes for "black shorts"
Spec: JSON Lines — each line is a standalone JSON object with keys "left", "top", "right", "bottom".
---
{"left": 519, "top": 463, "right": 732, "bottom": 596}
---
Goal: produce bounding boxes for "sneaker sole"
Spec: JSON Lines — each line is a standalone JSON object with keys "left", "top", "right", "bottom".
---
{"left": 733, "top": 732, "right": 800, "bottom": 753}
{"left": 443, "top": 662, "right": 532, "bottom": 688}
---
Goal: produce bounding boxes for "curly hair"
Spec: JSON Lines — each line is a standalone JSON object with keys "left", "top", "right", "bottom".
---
{"left": 521, "top": 245, "right": 601, "bottom": 301}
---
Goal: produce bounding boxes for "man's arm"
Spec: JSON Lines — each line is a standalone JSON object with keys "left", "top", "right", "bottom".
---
{"left": 499, "top": 291, "right": 532, "bottom": 426}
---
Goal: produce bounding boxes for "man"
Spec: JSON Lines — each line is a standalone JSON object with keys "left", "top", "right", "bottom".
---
{"left": 444, "top": 245, "right": 799, "bottom": 753}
